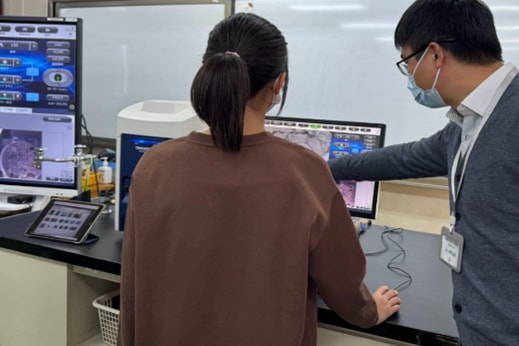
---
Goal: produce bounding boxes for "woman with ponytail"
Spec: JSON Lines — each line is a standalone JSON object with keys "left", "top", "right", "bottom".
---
{"left": 119, "top": 12, "right": 399, "bottom": 346}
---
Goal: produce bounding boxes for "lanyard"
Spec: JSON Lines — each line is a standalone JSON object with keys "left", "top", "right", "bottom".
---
{"left": 449, "top": 67, "right": 519, "bottom": 230}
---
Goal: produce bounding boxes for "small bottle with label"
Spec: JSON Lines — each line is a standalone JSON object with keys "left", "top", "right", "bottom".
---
{"left": 98, "top": 157, "right": 113, "bottom": 184}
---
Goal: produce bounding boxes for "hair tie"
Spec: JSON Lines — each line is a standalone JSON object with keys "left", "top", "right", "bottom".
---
{"left": 224, "top": 51, "right": 241, "bottom": 58}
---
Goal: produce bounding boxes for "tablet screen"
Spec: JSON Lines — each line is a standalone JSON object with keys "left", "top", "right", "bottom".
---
{"left": 25, "top": 199, "right": 104, "bottom": 244}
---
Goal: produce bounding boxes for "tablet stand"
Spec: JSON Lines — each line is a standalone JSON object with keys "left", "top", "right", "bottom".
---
{"left": 82, "top": 234, "right": 100, "bottom": 245}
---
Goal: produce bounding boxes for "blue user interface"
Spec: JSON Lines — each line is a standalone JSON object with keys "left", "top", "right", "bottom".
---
{"left": 0, "top": 21, "right": 78, "bottom": 113}
{"left": 0, "top": 18, "right": 80, "bottom": 191}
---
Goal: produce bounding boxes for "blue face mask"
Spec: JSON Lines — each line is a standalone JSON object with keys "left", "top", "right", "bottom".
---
{"left": 407, "top": 48, "right": 448, "bottom": 108}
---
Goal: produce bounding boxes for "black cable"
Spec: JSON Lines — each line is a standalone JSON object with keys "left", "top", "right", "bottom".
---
{"left": 81, "top": 113, "right": 94, "bottom": 153}
{"left": 384, "top": 228, "right": 412, "bottom": 291}
{"left": 365, "top": 226, "right": 413, "bottom": 291}
{"left": 364, "top": 226, "right": 397, "bottom": 256}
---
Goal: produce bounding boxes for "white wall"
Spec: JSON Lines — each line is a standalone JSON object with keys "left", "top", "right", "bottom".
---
{"left": 0, "top": 0, "right": 485, "bottom": 234}
{"left": 6, "top": 0, "right": 519, "bottom": 144}
{"left": 3, "top": 0, "right": 47, "bottom": 16}
{"left": 251, "top": 0, "right": 519, "bottom": 145}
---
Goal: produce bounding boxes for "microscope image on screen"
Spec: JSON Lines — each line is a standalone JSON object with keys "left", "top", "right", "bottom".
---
{"left": 0, "top": 129, "right": 41, "bottom": 179}
{"left": 337, "top": 180, "right": 356, "bottom": 207}
{"left": 268, "top": 129, "right": 332, "bottom": 160}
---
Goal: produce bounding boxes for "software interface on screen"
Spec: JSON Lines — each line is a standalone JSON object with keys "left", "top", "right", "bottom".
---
{"left": 0, "top": 18, "right": 79, "bottom": 190}
{"left": 265, "top": 116, "right": 386, "bottom": 219}
{"left": 32, "top": 200, "right": 99, "bottom": 240}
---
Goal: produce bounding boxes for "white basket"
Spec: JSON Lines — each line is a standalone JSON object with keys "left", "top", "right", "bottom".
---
{"left": 93, "top": 290, "right": 120, "bottom": 346}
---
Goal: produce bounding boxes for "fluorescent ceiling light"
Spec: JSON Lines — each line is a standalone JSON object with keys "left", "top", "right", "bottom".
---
{"left": 497, "top": 26, "right": 519, "bottom": 31}
{"left": 375, "top": 36, "right": 394, "bottom": 42}
{"left": 340, "top": 22, "right": 395, "bottom": 30}
{"left": 289, "top": 4, "right": 366, "bottom": 11}
{"left": 489, "top": 6, "right": 519, "bottom": 11}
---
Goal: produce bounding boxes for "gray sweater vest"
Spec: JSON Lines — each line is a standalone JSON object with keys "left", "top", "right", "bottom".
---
{"left": 328, "top": 75, "right": 519, "bottom": 345}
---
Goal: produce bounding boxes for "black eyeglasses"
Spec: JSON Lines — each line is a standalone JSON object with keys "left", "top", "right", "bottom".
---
{"left": 396, "top": 39, "right": 456, "bottom": 76}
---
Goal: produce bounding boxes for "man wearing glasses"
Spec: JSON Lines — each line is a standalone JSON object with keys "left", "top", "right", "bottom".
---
{"left": 328, "top": 0, "right": 519, "bottom": 345}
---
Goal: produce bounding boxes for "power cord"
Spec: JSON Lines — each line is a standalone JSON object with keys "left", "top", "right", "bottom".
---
{"left": 365, "top": 226, "right": 413, "bottom": 291}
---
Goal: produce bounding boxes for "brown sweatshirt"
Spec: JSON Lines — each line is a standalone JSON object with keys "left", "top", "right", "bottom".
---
{"left": 119, "top": 131, "right": 377, "bottom": 346}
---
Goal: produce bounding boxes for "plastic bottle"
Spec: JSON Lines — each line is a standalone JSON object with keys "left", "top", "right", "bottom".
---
{"left": 98, "top": 157, "right": 113, "bottom": 184}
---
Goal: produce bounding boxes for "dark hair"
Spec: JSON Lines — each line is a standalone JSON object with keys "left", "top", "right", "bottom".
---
{"left": 394, "top": 0, "right": 502, "bottom": 64}
{"left": 191, "top": 13, "right": 289, "bottom": 152}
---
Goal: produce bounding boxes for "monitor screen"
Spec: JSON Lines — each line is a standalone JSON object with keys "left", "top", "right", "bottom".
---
{"left": 0, "top": 16, "right": 82, "bottom": 210}
{"left": 265, "top": 116, "right": 386, "bottom": 219}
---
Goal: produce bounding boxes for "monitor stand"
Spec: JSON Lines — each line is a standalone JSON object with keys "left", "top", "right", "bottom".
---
{"left": 0, "top": 193, "right": 32, "bottom": 213}
{"left": 0, "top": 201, "right": 31, "bottom": 213}
{"left": 30, "top": 195, "right": 51, "bottom": 211}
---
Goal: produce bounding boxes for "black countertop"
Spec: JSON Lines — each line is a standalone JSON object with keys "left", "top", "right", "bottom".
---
{"left": 0, "top": 211, "right": 122, "bottom": 275}
{"left": 0, "top": 212, "right": 458, "bottom": 345}
{"left": 318, "top": 225, "right": 458, "bottom": 345}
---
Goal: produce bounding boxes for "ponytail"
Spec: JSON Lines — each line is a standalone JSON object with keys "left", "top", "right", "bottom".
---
{"left": 191, "top": 52, "right": 250, "bottom": 152}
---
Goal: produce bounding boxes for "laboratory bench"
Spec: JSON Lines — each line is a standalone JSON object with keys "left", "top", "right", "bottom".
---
{"left": 0, "top": 211, "right": 458, "bottom": 346}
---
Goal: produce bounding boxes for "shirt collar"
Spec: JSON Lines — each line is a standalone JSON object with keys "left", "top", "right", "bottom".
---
{"left": 447, "top": 62, "right": 517, "bottom": 127}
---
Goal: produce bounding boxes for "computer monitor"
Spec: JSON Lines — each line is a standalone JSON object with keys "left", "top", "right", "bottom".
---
{"left": 265, "top": 116, "right": 386, "bottom": 220}
{"left": 0, "top": 16, "right": 82, "bottom": 212}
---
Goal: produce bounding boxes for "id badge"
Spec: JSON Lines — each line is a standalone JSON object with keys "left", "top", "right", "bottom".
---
{"left": 439, "top": 226, "right": 464, "bottom": 272}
